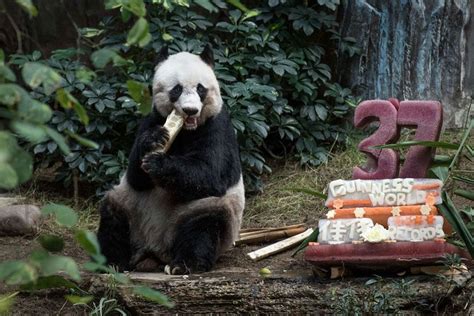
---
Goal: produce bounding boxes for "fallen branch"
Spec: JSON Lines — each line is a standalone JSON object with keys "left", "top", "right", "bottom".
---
{"left": 247, "top": 228, "right": 314, "bottom": 261}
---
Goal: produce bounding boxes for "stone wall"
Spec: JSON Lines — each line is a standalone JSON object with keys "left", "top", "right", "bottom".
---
{"left": 338, "top": 0, "right": 472, "bottom": 128}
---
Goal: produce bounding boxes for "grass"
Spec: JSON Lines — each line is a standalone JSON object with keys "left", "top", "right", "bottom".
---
{"left": 243, "top": 142, "right": 364, "bottom": 228}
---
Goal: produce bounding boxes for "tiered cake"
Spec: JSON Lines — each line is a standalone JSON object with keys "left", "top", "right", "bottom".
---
{"left": 303, "top": 178, "right": 469, "bottom": 268}
{"left": 318, "top": 178, "right": 444, "bottom": 245}
{"left": 304, "top": 99, "right": 470, "bottom": 269}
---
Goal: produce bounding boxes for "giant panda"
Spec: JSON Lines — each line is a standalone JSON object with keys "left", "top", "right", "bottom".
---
{"left": 97, "top": 45, "right": 245, "bottom": 275}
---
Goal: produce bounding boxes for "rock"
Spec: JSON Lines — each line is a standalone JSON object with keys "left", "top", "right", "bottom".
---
{"left": 0, "top": 204, "right": 42, "bottom": 236}
{"left": 0, "top": 194, "right": 25, "bottom": 207}
{"left": 338, "top": 0, "right": 472, "bottom": 127}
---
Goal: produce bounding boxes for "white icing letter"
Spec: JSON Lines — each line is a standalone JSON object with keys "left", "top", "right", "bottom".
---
{"left": 402, "top": 178, "right": 414, "bottom": 193}
{"left": 393, "top": 178, "right": 403, "bottom": 192}
{"left": 345, "top": 181, "right": 356, "bottom": 194}
{"left": 396, "top": 193, "right": 406, "bottom": 205}
{"left": 435, "top": 225, "right": 445, "bottom": 238}
{"left": 411, "top": 228, "right": 422, "bottom": 241}
{"left": 416, "top": 190, "right": 426, "bottom": 204}
{"left": 330, "top": 180, "right": 346, "bottom": 197}
{"left": 369, "top": 192, "right": 385, "bottom": 206}
{"left": 382, "top": 179, "right": 391, "bottom": 192}
{"left": 425, "top": 227, "right": 436, "bottom": 239}
{"left": 372, "top": 182, "right": 382, "bottom": 193}
{"left": 385, "top": 193, "right": 397, "bottom": 205}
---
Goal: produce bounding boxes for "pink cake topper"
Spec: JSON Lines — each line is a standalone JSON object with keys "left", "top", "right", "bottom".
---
{"left": 352, "top": 99, "right": 443, "bottom": 179}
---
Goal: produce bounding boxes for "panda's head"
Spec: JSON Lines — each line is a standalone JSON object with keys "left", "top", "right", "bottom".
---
{"left": 152, "top": 45, "right": 222, "bottom": 130}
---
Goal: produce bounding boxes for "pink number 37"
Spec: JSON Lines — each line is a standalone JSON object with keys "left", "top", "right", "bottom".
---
{"left": 352, "top": 99, "right": 443, "bottom": 180}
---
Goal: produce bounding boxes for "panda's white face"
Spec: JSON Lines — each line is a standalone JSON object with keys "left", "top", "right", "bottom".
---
{"left": 152, "top": 52, "right": 222, "bottom": 130}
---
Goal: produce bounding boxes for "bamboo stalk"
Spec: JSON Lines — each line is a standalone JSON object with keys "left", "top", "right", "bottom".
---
{"left": 235, "top": 226, "right": 307, "bottom": 246}
{"left": 239, "top": 228, "right": 267, "bottom": 233}
{"left": 247, "top": 228, "right": 314, "bottom": 261}
{"left": 239, "top": 224, "right": 306, "bottom": 238}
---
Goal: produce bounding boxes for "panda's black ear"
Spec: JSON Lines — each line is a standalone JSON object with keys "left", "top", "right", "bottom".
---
{"left": 156, "top": 46, "right": 169, "bottom": 65}
{"left": 200, "top": 44, "right": 214, "bottom": 68}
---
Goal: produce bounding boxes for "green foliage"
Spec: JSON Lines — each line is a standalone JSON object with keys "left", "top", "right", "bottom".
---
{"left": 0, "top": 292, "right": 18, "bottom": 313}
{"left": 0, "top": 201, "right": 173, "bottom": 312}
{"left": 22, "top": 0, "right": 357, "bottom": 193}
{"left": 41, "top": 203, "right": 79, "bottom": 227}
{"left": 38, "top": 234, "right": 65, "bottom": 252}
{"left": 15, "top": 0, "right": 38, "bottom": 16}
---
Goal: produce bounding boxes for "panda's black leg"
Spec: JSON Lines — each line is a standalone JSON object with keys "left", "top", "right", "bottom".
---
{"left": 168, "top": 212, "right": 225, "bottom": 275}
{"left": 131, "top": 249, "right": 165, "bottom": 272}
{"left": 97, "top": 199, "right": 132, "bottom": 271}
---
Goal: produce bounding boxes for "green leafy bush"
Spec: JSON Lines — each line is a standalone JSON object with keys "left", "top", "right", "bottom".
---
{"left": 11, "top": 0, "right": 358, "bottom": 193}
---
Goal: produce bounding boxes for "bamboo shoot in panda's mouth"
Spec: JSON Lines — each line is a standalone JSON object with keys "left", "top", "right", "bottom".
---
{"left": 157, "top": 109, "right": 184, "bottom": 153}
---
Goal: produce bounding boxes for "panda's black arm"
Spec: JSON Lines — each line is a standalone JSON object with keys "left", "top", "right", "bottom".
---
{"left": 144, "top": 151, "right": 229, "bottom": 201}
{"left": 126, "top": 112, "right": 166, "bottom": 191}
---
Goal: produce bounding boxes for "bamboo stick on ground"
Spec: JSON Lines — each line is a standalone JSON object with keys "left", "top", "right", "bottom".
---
{"left": 238, "top": 224, "right": 306, "bottom": 238}
{"left": 235, "top": 226, "right": 307, "bottom": 246}
{"left": 247, "top": 228, "right": 314, "bottom": 261}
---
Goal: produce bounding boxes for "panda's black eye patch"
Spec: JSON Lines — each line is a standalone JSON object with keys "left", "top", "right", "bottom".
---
{"left": 196, "top": 83, "right": 207, "bottom": 101}
{"left": 169, "top": 84, "right": 183, "bottom": 103}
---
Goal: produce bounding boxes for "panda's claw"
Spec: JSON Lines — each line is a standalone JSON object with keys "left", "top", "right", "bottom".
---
{"left": 164, "top": 263, "right": 190, "bottom": 275}
{"left": 140, "top": 127, "right": 170, "bottom": 155}
{"left": 141, "top": 152, "right": 166, "bottom": 174}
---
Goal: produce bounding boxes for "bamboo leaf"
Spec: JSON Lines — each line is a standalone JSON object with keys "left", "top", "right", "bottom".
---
{"left": 449, "top": 119, "right": 473, "bottom": 171}
{"left": 15, "top": 0, "right": 38, "bottom": 16}
{"left": 66, "top": 132, "right": 99, "bottom": 149}
{"left": 45, "top": 127, "right": 70, "bottom": 155}
{"left": 453, "top": 175, "right": 474, "bottom": 185}
{"left": 431, "top": 166, "right": 449, "bottom": 182}
{"left": 291, "top": 228, "right": 319, "bottom": 257}
{"left": 0, "top": 292, "right": 18, "bottom": 314}
{"left": 454, "top": 189, "right": 474, "bottom": 201}
{"left": 438, "top": 192, "right": 474, "bottom": 257}
{"left": 373, "top": 141, "right": 459, "bottom": 150}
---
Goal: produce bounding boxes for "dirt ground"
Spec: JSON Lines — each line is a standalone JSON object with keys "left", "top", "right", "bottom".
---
{"left": 1, "top": 230, "right": 473, "bottom": 315}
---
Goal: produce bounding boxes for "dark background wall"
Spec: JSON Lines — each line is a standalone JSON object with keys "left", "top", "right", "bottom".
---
{"left": 0, "top": 0, "right": 105, "bottom": 55}
{"left": 338, "top": 0, "right": 473, "bottom": 128}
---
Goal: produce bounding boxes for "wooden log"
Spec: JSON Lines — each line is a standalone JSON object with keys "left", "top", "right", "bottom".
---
{"left": 247, "top": 228, "right": 314, "bottom": 261}
{"left": 109, "top": 267, "right": 469, "bottom": 314}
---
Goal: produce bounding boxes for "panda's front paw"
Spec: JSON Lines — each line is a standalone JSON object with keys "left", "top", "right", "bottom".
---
{"left": 165, "top": 258, "right": 213, "bottom": 275}
{"left": 141, "top": 152, "right": 166, "bottom": 175}
{"left": 140, "top": 127, "right": 170, "bottom": 155}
